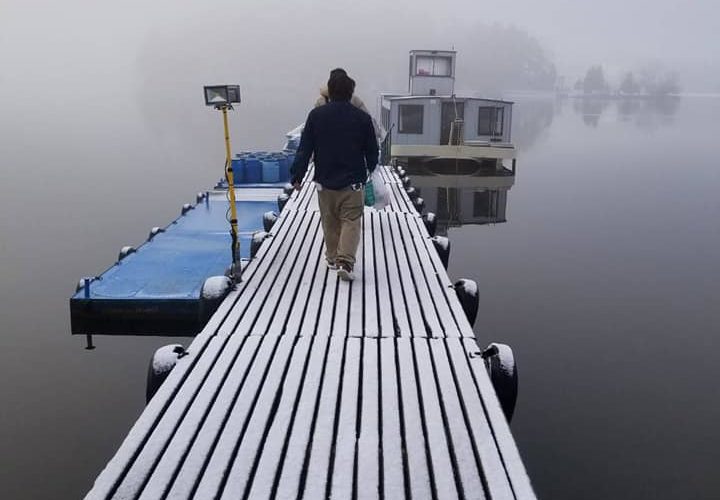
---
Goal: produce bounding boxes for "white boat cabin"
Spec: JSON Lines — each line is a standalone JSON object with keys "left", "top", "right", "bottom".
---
{"left": 380, "top": 50, "right": 516, "bottom": 164}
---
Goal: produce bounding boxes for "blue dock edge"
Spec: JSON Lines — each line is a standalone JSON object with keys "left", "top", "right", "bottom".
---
{"left": 70, "top": 151, "right": 295, "bottom": 336}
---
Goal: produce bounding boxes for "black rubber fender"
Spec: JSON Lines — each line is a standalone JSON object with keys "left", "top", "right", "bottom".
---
{"left": 422, "top": 212, "right": 437, "bottom": 237}
{"left": 277, "top": 193, "right": 290, "bottom": 211}
{"left": 118, "top": 246, "right": 135, "bottom": 261}
{"left": 263, "top": 211, "right": 279, "bottom": 232}
{"left": 454, "top": 279, "right": 479, "bottom": 326}
{"left": 431, "top": 236, "right": 450, "bottom": 269}
{"left": 146, "top": 344, "right": 186, "bottom": 403}
{"left": 482, "top": 343, "right": 518, "bottom": 422}
{"left": 251, "top": 231, "right": 270, "bottom": 259}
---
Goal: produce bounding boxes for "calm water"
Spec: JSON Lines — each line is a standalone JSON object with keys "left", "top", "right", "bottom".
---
{"left": 0, "top": 95, "right": 718, "bottom": 499}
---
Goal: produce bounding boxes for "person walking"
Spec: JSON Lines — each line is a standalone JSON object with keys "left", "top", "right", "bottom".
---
{"left": 315, "top": 68, "right": 384, "bottom": 143}
{"left": 290, "top": 74, "right": 378, "bottom": 281}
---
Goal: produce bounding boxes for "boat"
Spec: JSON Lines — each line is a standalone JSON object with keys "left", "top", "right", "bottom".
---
{"left": 379, "top": 50, "right": 516, "bottom": 172}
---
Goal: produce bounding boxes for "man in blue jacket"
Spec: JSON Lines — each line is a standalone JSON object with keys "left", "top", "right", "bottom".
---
{"left": 290, "top": 74, "right": 378, "bottom": 281}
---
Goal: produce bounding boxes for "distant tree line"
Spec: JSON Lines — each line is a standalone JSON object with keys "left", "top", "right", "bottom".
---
{"left": 572, "top": 64, "right": 680, "bottom": 96}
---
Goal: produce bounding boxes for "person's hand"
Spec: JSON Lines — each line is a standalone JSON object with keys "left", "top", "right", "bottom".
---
{"left": 292, "top": 181, "right": 301, "bottom": 191}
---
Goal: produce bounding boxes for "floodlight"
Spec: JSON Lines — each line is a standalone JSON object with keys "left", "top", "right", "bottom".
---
{"left": 203, "top": 85, "right": 241, "bottom": 107}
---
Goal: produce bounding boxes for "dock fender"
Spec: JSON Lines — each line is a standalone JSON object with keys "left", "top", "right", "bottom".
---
{"left": 422, "top": 212, "right": 437, "bottom": 237}
{"left": 146, "top": 344, "right": 186, "bottom": 403}
{"left": 405, "top": 186, "right": 419, "bottom": 201}
{"left": 250, "top": 231, "right": 270, "bottom": 259}
{"left": 413, "top": 197, "right": 425, "bottom": 214}
{"left": 482, "top": 343, "right": 518, "bottom": 422}
{"left": 263, "top": 211, "right": 279, "bottom": 232}
{"left": 277, "top": 193, "right": 290, "bottom": 211}
{"left": 75, "top": 276, "right": 98, "bottom": 293}
{"left": 118, "top": 246, "right": 135, "bottom": 261}
{"left": 401, "top": 176, "right": 411, "bottom": 188}
{"left": 196, "top": 192, "right": 207, "bottom": 204}
{"left": 199, "top": 276, "right": 232, "bottom": 323}
{"left": 396, "top": 166, "right": 406, "bottom": 178}
{"left": 454, "top": 279, "right": 479, "bottom": 326}
{"left": 148, "top": 227, "right": 165, "bottom": 240}
{"left": 181, "top": 203, "right": 194, "bottom": 215}
{"left": 431, "top": 236, "right": 450, "bottom": 269}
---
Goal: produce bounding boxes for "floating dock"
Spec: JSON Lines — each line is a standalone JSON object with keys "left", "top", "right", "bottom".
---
{"left": 70, "top": 151, "right": 295, "bottom": 336}
{"left": 86, "top": 165, "right": 535, "bottom": 499}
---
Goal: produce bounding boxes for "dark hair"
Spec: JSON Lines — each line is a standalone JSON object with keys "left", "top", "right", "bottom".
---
{"left": 329, "top": 68, "right": 347, "bottom": 79}
{"left": 328, "top": 74, "right": 354, "bottom": 102}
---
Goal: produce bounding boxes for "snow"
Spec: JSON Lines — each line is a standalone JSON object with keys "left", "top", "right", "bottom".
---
{"left": 433, "top": 235, "right": 450, "bottom": 251}
{"left": 459, "top": 278, "right": 478, "bottom": 297}
{"left": 201, "top": 276, "right": 231, "bottom": 300}
{"left": 151, "top": 344, "right": 183, "bottom": 374}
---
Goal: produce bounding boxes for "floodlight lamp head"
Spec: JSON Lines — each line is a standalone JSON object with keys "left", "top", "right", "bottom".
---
{"left": 204, "top": 85, "right": 241, "bottom": 109}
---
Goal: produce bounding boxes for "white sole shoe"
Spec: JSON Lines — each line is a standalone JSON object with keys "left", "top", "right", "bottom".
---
{"left": 337, "top": 267, "right": 355, "bottom": 282}
{"left": 326, "top": 259, "right": 338, "bottom": 270}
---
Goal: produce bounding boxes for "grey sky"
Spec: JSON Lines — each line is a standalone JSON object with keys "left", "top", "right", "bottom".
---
{"left": 1, "top": 0, "right": 718, "bottom": 150}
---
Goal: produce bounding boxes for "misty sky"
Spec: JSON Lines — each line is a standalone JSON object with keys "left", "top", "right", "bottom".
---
{"left": 1, "top": 0, "right": 718, "bottom": 151}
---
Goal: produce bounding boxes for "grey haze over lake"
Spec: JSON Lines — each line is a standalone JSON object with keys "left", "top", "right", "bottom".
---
{"left": 1, "top": 1, "right": 719, "bottom": 498}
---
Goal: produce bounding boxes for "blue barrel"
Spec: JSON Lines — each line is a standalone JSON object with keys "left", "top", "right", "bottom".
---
{"left": 262, "top": 160, "right": 280, "bottom": 183}
{"left": 230, "top": 158, "right": 245, "bottom": 183}
{"left": 278, "top": 157, "right": 290, "bottom": 182}
{"left": 244, "top": 159, "right": 263, "bottom": 183}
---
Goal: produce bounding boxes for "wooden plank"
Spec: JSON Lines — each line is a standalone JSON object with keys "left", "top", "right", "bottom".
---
{"left": 396, "top": 213, "right": 464, "bottom": 338}
{"left": 237, "top": 214, "right": 322, "bottom": 338}
{"left": 356, "top": 338, "right": 381, "bottom": 500}
{"left": 381, "top": 213, "right": 427, "bottom": 337}
{"left": 455, "top": 339, "right": 537, "bottom": 499}
{"left": 283, "top": 215, "right": 327, "bottom": 338}
{"left": 297, "top": 336, "right": 346, "bottom": 498}
{"left": 427, "top": 339, "right": 488, "bottom": 500}
{"left": 408, "top": 339, "right": 461, "bottom": 498}
{"left": 139, "top": 335, "right": 262, "bottom": 499}
{"left": 379, "top": 339, "right": 407, "bottom": 499}
{"left": 219, "top": 336, "right": 314, "bottom": 498}
{"left": 407, "top": 214, "right": 476, "bottom": 338}
{"left": 394, "top": 338, "right": 434, "bottom": 500}
{"left": 358, "top": 211, "right": 377, "bottom": 337}
{"left": 370, "top": 211, "right": 395, "bottom": 337}
{"left": 249, "top": 334, "right": 331, "bottom": 499}
{"left": 217, "top": 210, "right": 313, "bottom": 338}
{"left": 442, "top": 339, "right": 516, "bottom": 499}
{"left": 327, "top": 337, "right": 362, "bottom": 500}
{"left": 389, "top": 214, "right": 445, "bottom": 337}
{"left": 378, "top": 212, "right": 413, "bottom": 337}
{"left": 191, "top": 334, "right": 294, "bottom": 498}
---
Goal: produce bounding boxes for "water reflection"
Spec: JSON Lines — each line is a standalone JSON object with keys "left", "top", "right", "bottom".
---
{"left": 404, "top": 161, "right": 515, "bottom": 235}
{"left": 511, "top": 97, "right": 560, "bottom": 151}
{"left": 569, "top": 95, "right": 681, "bottom": 129}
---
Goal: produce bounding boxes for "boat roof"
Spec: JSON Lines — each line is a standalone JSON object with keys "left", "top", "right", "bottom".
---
{"left": 382, "top": 94, "right": 514, "bottom": 105}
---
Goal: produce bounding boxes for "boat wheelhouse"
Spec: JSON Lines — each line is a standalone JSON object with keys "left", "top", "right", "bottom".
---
{"left": 380, "top": 50, "right": 516, "bottom": 169}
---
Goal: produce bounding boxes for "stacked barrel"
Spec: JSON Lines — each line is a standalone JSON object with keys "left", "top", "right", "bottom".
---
{"left": 227, "top": 150, "right": 296, "bottom": 185}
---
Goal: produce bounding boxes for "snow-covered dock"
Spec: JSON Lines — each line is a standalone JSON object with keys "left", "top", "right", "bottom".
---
{"left": 86, "top": 165, "right": 535, "bottom": 499}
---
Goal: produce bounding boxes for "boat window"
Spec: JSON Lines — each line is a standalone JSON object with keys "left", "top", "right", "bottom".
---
{"left": 416, "top": 56, "right": 452, "bottom": 77}
{"left": 399, "top": 104, "right": 424, "bottom": 134}
{"left": 477, "top": 107, "right": 504, "bottom": 136}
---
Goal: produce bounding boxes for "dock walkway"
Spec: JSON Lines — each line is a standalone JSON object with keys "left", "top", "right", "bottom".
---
{"left": 87, "top": 165, "right": 535, "bottom": 499}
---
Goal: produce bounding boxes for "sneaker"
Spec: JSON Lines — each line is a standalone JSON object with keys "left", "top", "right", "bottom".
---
{"left": 337, "top": 262, "right": 355, "bottom": 282}
{"left": 326, "top": 258, "right": 338, "bottom": 270}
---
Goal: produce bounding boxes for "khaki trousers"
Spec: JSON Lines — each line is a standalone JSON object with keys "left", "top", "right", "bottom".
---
{"left": 317, "top": 187, "right": 364, "bottom": 266}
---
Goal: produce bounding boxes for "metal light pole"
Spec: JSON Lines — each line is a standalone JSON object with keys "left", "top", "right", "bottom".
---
{"left": 204, "top": 85, "right": 242, "bottom": 280}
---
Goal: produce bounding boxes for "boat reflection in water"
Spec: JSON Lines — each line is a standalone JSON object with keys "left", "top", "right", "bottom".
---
{"left": 404, "top": 159, "right": 515, "bottom": 236}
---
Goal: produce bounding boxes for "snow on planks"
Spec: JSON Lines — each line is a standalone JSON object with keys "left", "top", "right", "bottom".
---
{"left": 87, "top": 165, "right": 535, "bottom": 500}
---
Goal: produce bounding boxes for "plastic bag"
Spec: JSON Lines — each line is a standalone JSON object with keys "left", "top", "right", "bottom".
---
{"left": 364, "top": 169, "right": 388, "bottom": 210}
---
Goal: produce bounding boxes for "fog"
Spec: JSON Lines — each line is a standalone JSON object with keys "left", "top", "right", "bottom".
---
{"left": 2, "top": 0, "right": 718, "bottom": 152}
{"left": 1, "top": 1, "right": 719, "bottom": 498}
